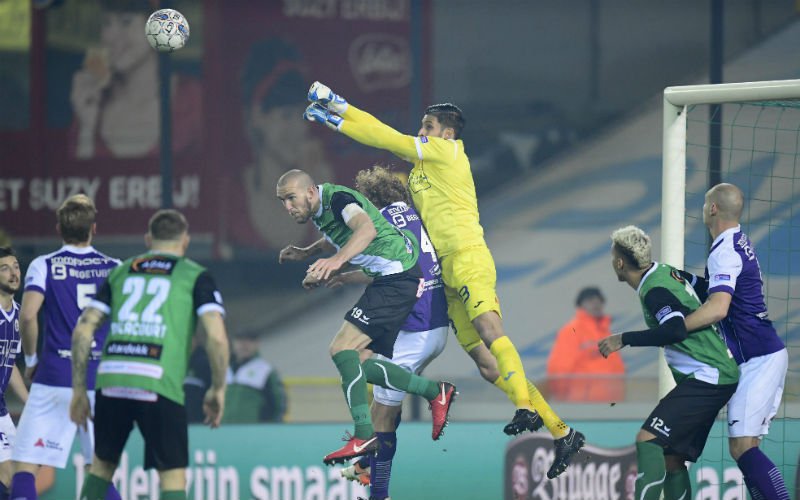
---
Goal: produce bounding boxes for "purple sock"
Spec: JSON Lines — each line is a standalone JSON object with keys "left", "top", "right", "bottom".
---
{"left": 105, "top": 483, "right": 122, "bottom": 500}
{"left": 10, "top": 471, "right": 37, "bottom": 500}
{"left": 369, "top": 432, "right": 396, "bottom": 500}
{"left": 737, "top": 447, "right": 790, "bottom": 500}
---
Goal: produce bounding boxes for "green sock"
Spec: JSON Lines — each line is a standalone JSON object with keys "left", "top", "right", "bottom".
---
{"left": 332, "top": 350, "right": 373, "bottom": 438}
{"left": 635, "top": 441, "right": 666, "bottom": 500}
{"left": 663, "top": 467, "right": 691, "bottom": 500}
{"left": 362, "top": 358, "right": 440, "bottom": 400}
{"left": 80, "top": 473, "right": 110, "bottom": 500}
{"left": 161, "top": 491, "right": 187, "bottom": 500}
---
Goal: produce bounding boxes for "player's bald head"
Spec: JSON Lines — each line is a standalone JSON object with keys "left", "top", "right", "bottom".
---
{"left": 277, "top": 169, "right": 315, "bottom": 190}
{"left": 706, "top": 183, "right": 743, "bottom": 221}
{"left": 276, "top": 169, "right": 319, "bottom": 224}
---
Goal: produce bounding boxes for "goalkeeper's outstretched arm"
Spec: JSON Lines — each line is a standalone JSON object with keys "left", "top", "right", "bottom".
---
{"left": 306, "top": 81, "right": 418, "bottom": 161}
{"left": 339, "top": 105, "right": 419, "bottom": 161}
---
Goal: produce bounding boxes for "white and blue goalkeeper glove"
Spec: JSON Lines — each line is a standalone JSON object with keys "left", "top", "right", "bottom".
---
{"left": 307, "top": 81, "right": 348, "bottom": 114}
{"left": 303, "top": 103, "right": 343, "bottom": 131}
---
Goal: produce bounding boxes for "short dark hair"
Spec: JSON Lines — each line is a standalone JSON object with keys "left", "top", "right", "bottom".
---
{"left": 0, "top": 247, "right": 15, "bottom": 259}
{"left": 148, "top": 209, "right": 189, "bottom": 241}
{"left": 575, "top": 286, "right": 604, "bottom": 307}
{"left": 57, "top": 194, "right": 96, "bottom": 244}
{"left": 424, "top": 103, "right": 465, "bottom": 139}
{"left": 355, "top": 165, "right": 409, "bottom": 208}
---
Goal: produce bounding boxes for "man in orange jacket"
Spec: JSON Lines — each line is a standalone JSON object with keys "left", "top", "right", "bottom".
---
{"left": 547, "top": 287, "right": 625, "bottom": 402}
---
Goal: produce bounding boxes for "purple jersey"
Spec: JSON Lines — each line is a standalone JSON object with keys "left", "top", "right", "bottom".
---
{"left": 24, "top": 245, "right": 120, "bottom": 388}
{"left": 0, "top": 301, "right": 21, "bottom": 416}
{"left": 381, "top": 202, "right": 449, "bottom": 331}
{"left": 706, "top": 226, "right": 785, "bottom": 364}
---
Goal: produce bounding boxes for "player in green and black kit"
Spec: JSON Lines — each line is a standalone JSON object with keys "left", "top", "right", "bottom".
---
{"left": 69, "top": 210, "right": 230, "bottom": 500}
{"left": 598, "top": 225, "right": 739, "bottom": 500}
{"left": 277, "top": 169, "right": 456, "bottom": 468}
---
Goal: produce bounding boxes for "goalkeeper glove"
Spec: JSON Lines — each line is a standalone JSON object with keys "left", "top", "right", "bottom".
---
{"left": 307, "top": 81, "right": 349, "bottom": 114}
{"left": 303, "top": 103, "right": 343, "bottom": 131}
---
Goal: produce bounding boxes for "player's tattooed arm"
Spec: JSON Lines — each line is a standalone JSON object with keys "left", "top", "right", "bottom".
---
{"left": 200, "top": 311, "right": 229, "bottom": 428}
{"left": 71, "top": 307, "right": 107, "bottom": 392}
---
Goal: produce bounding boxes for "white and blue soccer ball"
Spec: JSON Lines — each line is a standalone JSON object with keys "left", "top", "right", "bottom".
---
{"left": 145, "top": 9, "right": 190, "bottom": 52}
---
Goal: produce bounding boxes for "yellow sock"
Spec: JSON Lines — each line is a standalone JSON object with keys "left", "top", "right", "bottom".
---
{"left": 488, "top": 336, "right": 530, "bottom": 409}
{"left": 527, "top": 380, "right": 569, "bottom": 438}
{"left": 493, "top": 376, "right": 570, "bottom": 439}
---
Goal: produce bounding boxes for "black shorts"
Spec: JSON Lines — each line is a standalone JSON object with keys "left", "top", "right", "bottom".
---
{"left": 642, "top": 378, "right": 737, "bottom": 462}
{"left": 94, "top": 389, "right": 189, "bottom": 470}
{"left": 344, "top": 265, "right": 423, "bottom": 357}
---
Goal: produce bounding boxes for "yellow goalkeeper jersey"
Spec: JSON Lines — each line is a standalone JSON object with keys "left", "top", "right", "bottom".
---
{"left": 340, "top": 105, "right": 485, "bottom": 257}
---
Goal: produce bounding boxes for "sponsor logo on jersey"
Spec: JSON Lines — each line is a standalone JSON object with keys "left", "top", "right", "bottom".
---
{"left": 33, "top": 438, "right": 62, "bottom": 451}
{"left": 419, "top": 136, "right": 428, "bottom": 143}
{"left": 387, "top": 205, "right": 409, "bottom": 216}
{"left": 670, "top": 269, "right": 685, "bottom": 283}
{"left": 106, "top": 341, "right": 163, "bottom": 360}
{"left": 408, "top": 169, "right": 431, "bottom": 193}
{"left": 655, "top": 306, "right": 672, "bottom": 322}
{"left": 130, "top": 256, "right": 176, "bottom": 275}
{"left": 714, "top": 273, "right": 731, "bottom": 281}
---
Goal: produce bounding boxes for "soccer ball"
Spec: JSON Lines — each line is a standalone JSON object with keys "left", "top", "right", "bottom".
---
{"left": 145, "top": 9, "right": 190, "bottom": 52}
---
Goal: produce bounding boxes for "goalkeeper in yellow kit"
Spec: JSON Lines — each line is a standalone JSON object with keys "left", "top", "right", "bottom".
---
{"left": 304, "top": 82, "right": 584, "bottom": 478}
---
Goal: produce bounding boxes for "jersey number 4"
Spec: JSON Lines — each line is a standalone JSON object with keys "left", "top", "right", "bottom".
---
{"left": 118, "top": 277, "right": 171, "bottom": 323}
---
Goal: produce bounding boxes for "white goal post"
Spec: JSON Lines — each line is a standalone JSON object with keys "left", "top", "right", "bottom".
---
{"left": 660, "top": 78, "right": 800, "bottom": 396}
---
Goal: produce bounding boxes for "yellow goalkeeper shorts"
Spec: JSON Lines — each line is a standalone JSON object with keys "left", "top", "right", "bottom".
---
{"left": 441, "top": 245, "right": 502, "bottom": 353}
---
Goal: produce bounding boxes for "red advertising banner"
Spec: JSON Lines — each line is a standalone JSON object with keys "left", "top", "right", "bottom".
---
{"left": 0, "top": 0, "right": 428, "bottom": 255}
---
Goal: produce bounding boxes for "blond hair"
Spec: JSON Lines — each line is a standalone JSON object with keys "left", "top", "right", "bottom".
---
{"left": 611, "top": 225, "right": 652, "bottom": 269}
{"left": 57, "top": 194, "right": 96, "bottom": 244}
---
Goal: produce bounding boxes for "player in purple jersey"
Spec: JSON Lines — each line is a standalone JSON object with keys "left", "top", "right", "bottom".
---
{"left": 0, "top": 248, "right": 29, "bottom": 500}
{"left": 10, "top": 195, "right": 121, "bottom": 500}
{"left": 332, "top": 166, "right": 449, "bottom": 500}
{"left": 683, "top": 183, "right": 790, "bottom": 500}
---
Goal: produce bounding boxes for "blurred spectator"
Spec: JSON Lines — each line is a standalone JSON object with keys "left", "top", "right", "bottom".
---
{"left": 228, "top": 37, "right": 332, "bottom": 250}
{"left": 546, "top": 287, "right": 625, "bottom": 402}
{"left": 222, "top": 331, "right": 287, "bottom": 423}
{"left": 183, "top": 331, "right": 212, "bottom": 424}
{"left": 69, "top": 0, "right": 200, "bottom": 159}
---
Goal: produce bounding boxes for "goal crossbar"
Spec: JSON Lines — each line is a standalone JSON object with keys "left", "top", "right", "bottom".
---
{"left": 665, "top": 78, "right": 800, "bottom": 107}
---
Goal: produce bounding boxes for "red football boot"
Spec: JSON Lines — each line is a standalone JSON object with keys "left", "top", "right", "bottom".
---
{"left": 428, "top": 381, "right": 457, "bottom": 440}
{"left": 323, "top": 432, "right": 378, "bottom": 465}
